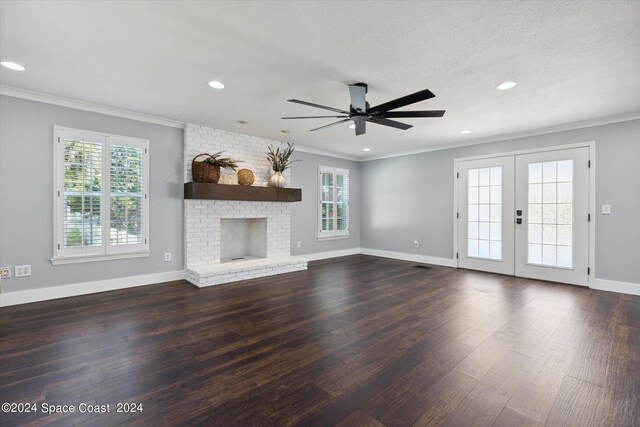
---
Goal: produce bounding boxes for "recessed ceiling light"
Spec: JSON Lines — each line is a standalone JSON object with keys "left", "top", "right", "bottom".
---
{"left": 1, "top": 61, "right": 26, "bottom": 71}
{"left": 237, "top": 120, "right": 248, "bottom": 125}
{"left": 496, "top": 81, "right": 517, "bottom": 90}
{"left": 349, "top": 124, "right": 356, "bottom": 129}
{"left": 460, "top": 130, "right": 471, "bottom": 134}
{"left": 280, "top": 130, "right": 290, "bottom": 134}
{"left": 208, "top": 80, "right": 224, "bottom": 89}
{"left": 362, "top": 148, "right": 371, "bottom": 152}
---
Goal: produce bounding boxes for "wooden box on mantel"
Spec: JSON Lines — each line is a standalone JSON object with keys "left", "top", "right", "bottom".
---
{"left": 184, "top": 182, "right": 302, "bottom": 202}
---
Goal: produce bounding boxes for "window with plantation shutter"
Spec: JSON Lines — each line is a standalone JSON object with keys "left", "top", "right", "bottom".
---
{"left": 109, "top": 143, "right": 144, "bottom": 246}
{"left": 53, "top": 127, "right": 149, "bottom": 264}
{"left": 318, "top": 166, "right": 349, "bottom": 239}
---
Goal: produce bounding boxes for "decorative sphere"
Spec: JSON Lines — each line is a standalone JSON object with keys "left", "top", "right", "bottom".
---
{"left": 237, "top": 168, "right": 255, "bottom": 186}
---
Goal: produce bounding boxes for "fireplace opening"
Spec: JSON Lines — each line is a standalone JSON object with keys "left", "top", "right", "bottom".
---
{"left": 220, "top": 218, "right": 267, "bottom": 263}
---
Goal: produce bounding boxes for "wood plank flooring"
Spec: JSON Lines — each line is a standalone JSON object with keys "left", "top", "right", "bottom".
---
{"left": 1, "top": 255, "right": 638, "bottom": 426}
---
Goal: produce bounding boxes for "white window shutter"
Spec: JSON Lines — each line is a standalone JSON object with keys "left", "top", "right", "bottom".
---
{"left": 53, "top": 127, "right": 149, "bottom": 263}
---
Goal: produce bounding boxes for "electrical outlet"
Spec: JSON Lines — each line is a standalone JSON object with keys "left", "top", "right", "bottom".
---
{"left": 164, "top": 252, "right": 172, "bottom": 262}
{"left": 0, "top": 267, "right": 11, "bottom": 279}
{"left": 15, "top": 265, "right": 31, "bottom": 277}
{"left": 414, "top": 240, "right": 420, "bottom": 249}
{"left": 296, "top": 241, "right": 301, "bottom": 248}
{"left": 602, "top": 204, "right": 611, "bottom": 215}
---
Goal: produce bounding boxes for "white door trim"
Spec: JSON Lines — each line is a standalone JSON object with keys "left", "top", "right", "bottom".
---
{"left": 453, "top": 141, "right": 596, "bottom": 287}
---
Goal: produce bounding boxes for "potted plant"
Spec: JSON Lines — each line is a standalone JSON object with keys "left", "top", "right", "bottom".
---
{"left": 265, "top": 142, "right": 298, "bottom": 187}
{"left": 191, "top": 152, "right": 241, "bottom": 183}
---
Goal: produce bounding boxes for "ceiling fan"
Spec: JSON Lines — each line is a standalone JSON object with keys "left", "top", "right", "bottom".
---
{"left": 282, "top": 83, "right": 445, "bottom": 136}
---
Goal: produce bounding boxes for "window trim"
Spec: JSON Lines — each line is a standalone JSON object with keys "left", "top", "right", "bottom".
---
{"left": 317, "top": 165, "right": 350, "bottom": 240}
{"left": 52, "top": 126, "right": 150, "bottom": 265}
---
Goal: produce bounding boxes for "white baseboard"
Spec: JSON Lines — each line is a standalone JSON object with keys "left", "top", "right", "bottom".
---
{"left": 300, "top": 247, "right": 362, "bottom": 261}
{"left": 3, "top": 259, "right": 635, "bottom": 308}
{"left": 360, "top": 248, "right": 456, "bottom": 267}
{"left": 300, "top": 247, "right": 455, "bottom": 267}
{"left": 0, "top": 270, "right": 185, "bottom": 307}
{"left": 590, "top": 277, "right": 640, "bottom": 296}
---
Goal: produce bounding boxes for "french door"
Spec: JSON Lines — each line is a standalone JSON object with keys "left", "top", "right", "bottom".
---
{"left": 457, "top": 147, "right": 590, "bottom": 286}
{"left": 457, "top": 156, "right": 515, "bottom": 275}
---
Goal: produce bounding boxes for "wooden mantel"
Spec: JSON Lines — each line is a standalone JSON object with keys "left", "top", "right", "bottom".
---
{"left": 184, "top": 182, "right": 302, "bottom": 202}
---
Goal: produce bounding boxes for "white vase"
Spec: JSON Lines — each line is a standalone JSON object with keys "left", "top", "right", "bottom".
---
{"left": 269, "top": 171, "right": 286, "bottom": 188}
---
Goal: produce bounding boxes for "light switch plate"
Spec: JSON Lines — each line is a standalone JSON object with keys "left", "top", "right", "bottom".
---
{"left": 602, "top": 204, "right": 611, "bottom": 215}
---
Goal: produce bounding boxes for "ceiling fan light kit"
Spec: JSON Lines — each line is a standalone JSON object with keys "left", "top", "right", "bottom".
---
{"left": 282, "top": 83, "right": 446, "bottom": 136}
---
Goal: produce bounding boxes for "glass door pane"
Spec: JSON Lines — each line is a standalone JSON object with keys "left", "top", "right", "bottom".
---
{"left": 467, "top": 166, "right": 502, "bottom": 260}
{"left": 526, "top": 160, "right": 573, "bottom": 268}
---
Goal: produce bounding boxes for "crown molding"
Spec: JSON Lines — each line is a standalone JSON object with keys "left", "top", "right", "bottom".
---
{"left": 0, "top": 86, "right": 358, "bottom": 160}
{"left": 361, "top": 112, "right": 640, "bottom": 162}
{"left": 4, "top": 85, "right": 638, "bottom": 162}
{"left": 0, "top": 85, "right": 186, "bottom": 129}
{"left": 294, "top": 144, "right": 360, "bottom": 162}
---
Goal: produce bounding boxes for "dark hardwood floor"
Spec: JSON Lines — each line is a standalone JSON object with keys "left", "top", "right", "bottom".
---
{"left": 1, "top": 255, "right": 638, "bottom": 426}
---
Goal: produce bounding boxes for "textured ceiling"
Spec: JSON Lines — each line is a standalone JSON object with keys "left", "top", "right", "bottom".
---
{"left": 1, "top": 1, "right": 639, "bottom": 159}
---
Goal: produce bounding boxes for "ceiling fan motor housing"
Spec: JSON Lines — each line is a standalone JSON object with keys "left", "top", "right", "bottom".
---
{"left": 353, "top": 82, "right": 368, "bottom": 93}
{"left": 350, "top": 83, "right": 369, "bottom": 113}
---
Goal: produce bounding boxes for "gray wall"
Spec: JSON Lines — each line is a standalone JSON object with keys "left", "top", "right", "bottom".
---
{"left": 290, "top": 151, "right": 361, "bottom": 255}
{"left": 2, "top": 94, "right": 636, "bottom": 292}
{"left": 0, "top": 95, "right": 184, "bottom": 292}
{"left": 361, "top": 119, "right": 640, "bottom": 284}
{"left": 0, "top": 95, "right": 361, "bottom": 294}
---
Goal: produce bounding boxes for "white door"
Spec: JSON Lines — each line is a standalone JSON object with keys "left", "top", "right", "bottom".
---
{"left": 457, "top": 156, "right": 515, "bottom": 275}
{"left": 514, "top": 147, "right": 590, "bottom": 285}
{"left": 456, "top": 147, "right": 591, "bottom": 286}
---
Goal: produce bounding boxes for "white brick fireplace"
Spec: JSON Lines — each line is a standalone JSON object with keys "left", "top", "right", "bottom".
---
{"left": 183, "top": 124, "right": 307, "bottom": 287}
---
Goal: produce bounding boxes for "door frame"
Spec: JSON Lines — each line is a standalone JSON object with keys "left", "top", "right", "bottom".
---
{"left": 453, "top": 141, "right": 596, "bottom": 287}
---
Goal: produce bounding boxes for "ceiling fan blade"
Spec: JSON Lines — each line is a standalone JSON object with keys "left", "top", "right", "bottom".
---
{"left": 281, "top": 115, "right": 348, "bottom": 119}
{"left": 355, "top": 120, "right": 366, "bottom": 136}
{"left": 287, "top": 99, "right": 349, "bottom": 114}
{"left": 310, "top": 119, "right": 350, "bottom": 132}
{"left": 368, "top": 117, "right": 413, "bottom": 130}
{"left": 369, "top": 89, "right": 435, "bottom": 113}
{"left": 348, "top": 84, "right": 367, "bottom": 113}
{"left": 381, "top": 110, "right": 446, "bottom": 118}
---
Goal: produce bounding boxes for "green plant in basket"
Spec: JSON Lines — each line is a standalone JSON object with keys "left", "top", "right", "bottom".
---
{"left": 203, "top": 151, "right": 241, "bottom": 170}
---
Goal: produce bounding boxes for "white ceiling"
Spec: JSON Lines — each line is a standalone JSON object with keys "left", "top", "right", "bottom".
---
{"left": 1, "top": 1, "right": 639, "bottom": 159}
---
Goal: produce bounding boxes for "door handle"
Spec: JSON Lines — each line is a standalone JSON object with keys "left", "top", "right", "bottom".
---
{"left": 516, "top": 218, "right": 522, "bottom": 224}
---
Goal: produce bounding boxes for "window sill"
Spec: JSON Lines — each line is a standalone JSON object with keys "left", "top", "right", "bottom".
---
{"left": 51, "top": 251, "right": 150, "bottom": 265}
{"left": 317, "top": 235, "right": 350, "bottom": 241}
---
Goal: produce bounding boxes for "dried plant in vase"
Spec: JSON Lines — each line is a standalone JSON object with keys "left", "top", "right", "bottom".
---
{"left": 192, "top": 151, "right": 241, "bottom": 183}
{"left": 265, "top": 142, "right": 299, "bottom": 187}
